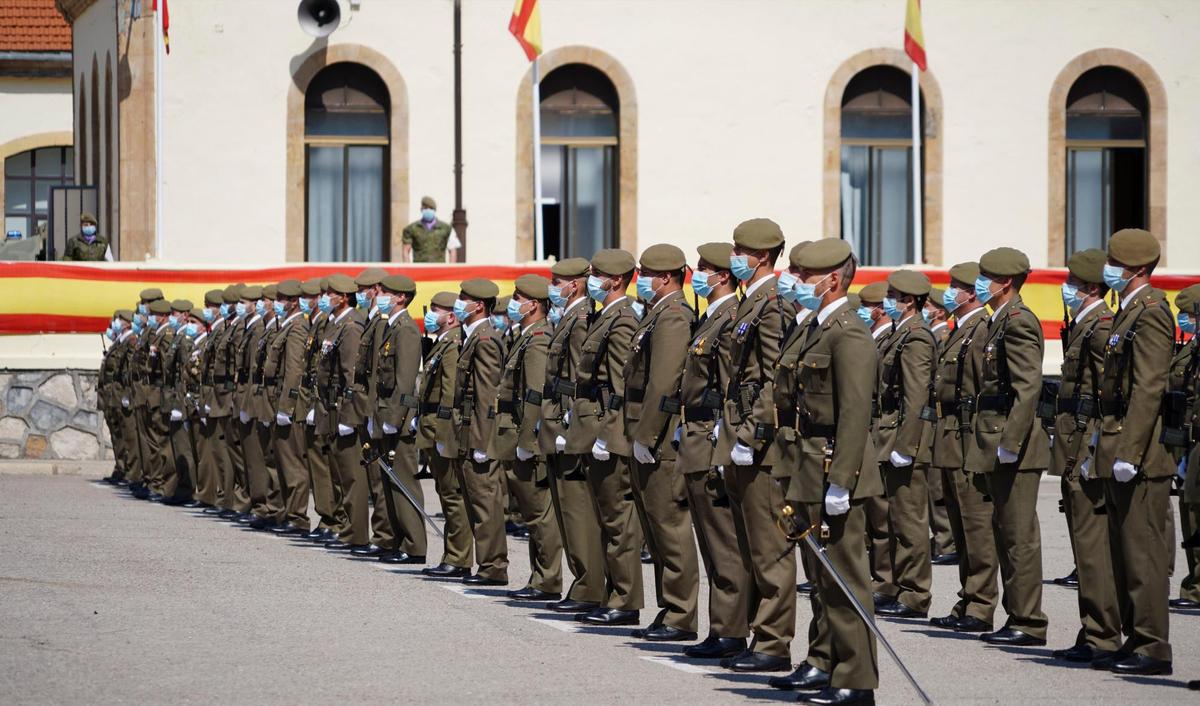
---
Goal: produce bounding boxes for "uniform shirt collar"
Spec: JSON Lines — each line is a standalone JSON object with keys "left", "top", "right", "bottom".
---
{"left": 817, "top": 296, "right": 848, "bottom": 325}
{"left": 871, "top": 323, "right": 890, "bottom": 340}
{"left": 333, "top": 307, "right": 353, "bottom": 324}
{"left": 745, "top": 274, "right": 775, "bottom": 298}
{"left": 245, "top": 313, "right": 262, "bottom": 329}
{"left": 463, "top": 318, "right": 486, "bottom": 339}
{"left": 388, "top": 307, "right": 408, "bottom": 325}
{"left": 706, "top": 292, "right": 736, "bottom": 312}
{"left": 795, "top": 307, "right": 813, "bottom": 326}
{"left": 601, "top": 295, "right": 628, "bottom": 314}
{"left": 1074, "top": 299, "right": 1103, "bottom": 323}
{"left": 989, "top": 301, "right": 1009, "bottom": 322}
{"left": 930, "top": 321, "right": 949, "bottom": 334}
{"left": 1120, "top": 283, "right": 1149, "bottom": 310}
{"left": 281, "top": 311, "right": 304, "bottom": 329}
{"left": 194, "top": 332, "right": 208, "bottom": 346}
{"left": 955, "top": 306, "right": 985, "bottom": 326}
{"left": 118, "top": 330, "right": 134, "bottom": 342}
{"left": 565, "top": 297, "right": 588, "bottom": 315}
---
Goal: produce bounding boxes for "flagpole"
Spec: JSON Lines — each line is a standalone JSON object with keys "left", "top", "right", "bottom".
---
{"left": 910, "top": 62, "right": 923, "bottom": 265}
{"left": 154, "top": 2, "right": 164, "bottom": 260}
{"left": 531, "top": 58, "right": 544, "bottom": 261}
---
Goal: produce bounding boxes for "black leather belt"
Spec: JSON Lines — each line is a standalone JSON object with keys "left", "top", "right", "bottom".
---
{"left": 976, "top": 394, "right": 1012, "bottom": 412}
{"left": 626, "top": 389, "right": 645, "bottom": 404}
{"left": 683, "top": 405, "right": 716, "bottom": 421}
{"left": 496, "top": 399, "right": 518, "bottom": 414}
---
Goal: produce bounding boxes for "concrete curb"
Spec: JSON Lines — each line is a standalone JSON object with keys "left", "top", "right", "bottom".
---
{"left": 0, "top": 460, "right": 113, "bottom": 478}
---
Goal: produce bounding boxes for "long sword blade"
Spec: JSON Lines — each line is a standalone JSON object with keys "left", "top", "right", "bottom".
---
{"left": 376, "top": 455, "right": 445, "bottom": 539}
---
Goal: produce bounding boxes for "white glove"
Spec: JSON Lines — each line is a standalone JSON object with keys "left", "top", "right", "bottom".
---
{"left": 239, "top": 410, "right": 250, "bottom": 424}
{"left": 516, "top": 446, "right": 535, "bottom": 461}
{"left": 1180, "top": 459, "right": 1189, "bottom": 480}
{"left": 337, "top": 423, "right": 355, "bottom": 437}
{"left": 711, "top": 420, "right": 722, "bottom": 442}
{"left": 563, "top": 410, "right": 572, "bottom": 426}
{"left": 203, "top": 404, "right": 212, "bottom": 415}
{"left": 200, "top": 416, "right": 209, "bottom": 426}
{"left": 383, "top": 422, "right": 397, "bottom": 435}
{"left": 716, "top": 465, "right": 725, "bottom": 478}
{"left": 591, "top": 438, "right": 610, "bottom": 461}
{"left": 555, "top": 435, "right": 566, "bottom": 453}
{"left": 889, "top": 451, "right": 912, "bottom": 467}
{"left": 1113, "top": 459, "right": 1138, "bottom": 483}
{"left": 276, "top": 412, "right": 292, "bottom": 426}
{"left": 261, "top": 419, "right": 270, "bottom": 428}
{"left": 731, "top": 441, "right": 754, "bottom": 466}
{"left": 1080, "top": 457, "right": 1092, "bottom": 480}
{"left": 409, "top": 417, "right": 418, "bottom": 432}
{"left": 472, "top": 449, "right": 488, "bottom": 464}
{"left": 305, "top": 408, "right": 315, "bottom": 425}
{"left": 436, "top": 441, "right": 446, "bottom": 457}
{"left": 633, "top": 440, "right": 656, "bottom": 464}
{"left": 169, "top": 409, "right": 183, "bottom": 422}
{"left": 673, "top": 425, "right": 682, "bottom": 444}
{"left": 997, "top": 447, "right": 1019, "bottom": 464}
{"left": 367, "top": 417, "right": 376, "bottom": 437}
{"left": 120, "top": 396, "right": 130, "bottom": 408}
{"left": 825, "top": 483, "right": 851, "bottom": 516}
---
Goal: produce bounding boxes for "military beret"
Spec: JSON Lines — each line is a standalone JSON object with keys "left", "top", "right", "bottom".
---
{"left": 1175, "top": 284, "right": 1200, "bottom": 313}
{"left": 787, "top": 241, "right": 814, "bottom": 268}
{"left": 276, "top": 279, "right": 303, "bottom": 297}
{"left": 421, "top": 195, "right": 437, "bottom": 210}
{"left": 318, "top": 277, "right": 329, "bottom": 290}
{"left": 170, "top": 299, "right": 193, "bottom": 312}
{"left": 493, "top": 296, "right": 510, "bottom": 314}
{"left": 238, "top": 284, "right": 263, "bottom": 300}
{"left": 590, "top": 249, "right": 636, "bottom": 276}
{"left": 203, "top": 289, "right": 223, "bottom": 306}
{"left": 551, "top": 257, "right": 591, "bottom": 277}
{"left": 697, "top": 242, "right": 732, "bottom": 270}
{"left": 116, "top": 309, "right": 134, "bottom": 323}
{"left": 639, "top": 244, "right": 686, "bottom": 272}
{"left": 221, "top": 285, "right": 241, "bottom": 304}
{"left": 380, "top": 274, "right": 416, "bottom": 294}
{"left": 1107, "top": 228, "right": 1160, "bottom": 267}
{"left": 798, "top": 239, "right": 853, "bottom": 270}
{"left": 354, "top": 267, "right": 388, "bottom": 287}
{"left": 189, "top": 307, "right": 205, "bottom": 320}
{"left": 139, "top": 287, "right": 164, "bottom": 301}
{"left": 460, "top": 278, "right": 499, "bottom": 300}
{"left": 431, "top": 291, "right": 458, "bottom": 309}
{"left": 928, "top": 287, "right": 947, "bottom": 310}
{"left": 979, "top": 247, "right": 1030, "bottom": 277}
{"left": 732, "top": 218, "right": 784, "bottom": 250}
{"left": 888, "top": 270, "right": 931, "bottom": 297}
{"left": 326, "top": 274, "right": 358, "bottom": 295}
{"left": 80, "top": 212, "right": 98, "bottom": 225}
{"left": 149, "top": 299, "right": 172, "bottom": 314}
{"left": 262, "top": 284, "right": 277, "bottom": 300}
{"left": 1067, "top": 248, "right": 1106, "bottom": 285}
{"left": 859, "top": 281, "right": 888, "bottom": 304}
{"left": 947, "top": 262, "right": 980, "bottom": 287}
{"left": 847, "top": 293, "right": 861, "bottom": 309}
{"left": 515, "top": 274, "right": 550, "bottom": 300}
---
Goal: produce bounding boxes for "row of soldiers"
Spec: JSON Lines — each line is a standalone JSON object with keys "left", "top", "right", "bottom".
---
{"left": 96, "top": 224, "right": 1198, "bottom": 705}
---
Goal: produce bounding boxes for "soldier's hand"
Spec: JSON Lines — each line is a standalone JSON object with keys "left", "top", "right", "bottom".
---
{"left": 591, "top": 439, "right": 610, "bottom": 461}
{"left": 516, "top": 446, "right": 535, "bottom": 461}
{"left": 305, "top": 408, "right": 315, "bottom": 425}
{"left": 169, "top": 409, "right": 183, "bottom": 422}
{"left": 1079, "top": 457, "right": 1092, "bottom": 480}
{"left": 889, "top": 450, "right": 913, "bottom": 467}
{"left": 276, "top": 412, "right": 292, "bottom": 426}
{"left": 472, "top": 449, "right": 488, "bottom": 464}
{"left": 555, "top": 436, "right": 566, "bottom": 453}
{"left": 337, "top": 423, "right": 355, "bottom": 437}
{"left": 633, "top": 441, "right": 656, "bottom": 465}
{"left": 731, "top": 441, "right": 754, "bottom": 466}
{"left": 1112, "top": 459, "right": 1138, "bottom": 483}
{"left": 1180, "top": 459, "right": 1189, "bottom": 481}
{"left": 824, "top": 483, "right": 851, "bottom": 516}
{"left": 997, "top": 447, "right": 1019, "bottom": 465}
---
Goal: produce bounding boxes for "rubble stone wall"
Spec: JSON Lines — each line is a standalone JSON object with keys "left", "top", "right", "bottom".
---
{"left": 0, "top": 370, "right": 111, "bottom": 460}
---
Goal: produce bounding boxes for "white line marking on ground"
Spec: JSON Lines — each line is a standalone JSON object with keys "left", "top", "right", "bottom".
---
{"left": 638, "top": 655, "right": 723, "bottom": 674}
{"left": 528, "top": 616, "right": 581, "bottom": 633}
{"left": 441, "top": 584, "right": 486, "bottom": 599}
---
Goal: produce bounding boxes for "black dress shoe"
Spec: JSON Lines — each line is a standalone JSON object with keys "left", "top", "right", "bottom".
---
{"left": 507, "top": 586, "right": 561, "bottom": 601}
{"left": 273, "top": 525, "right": 306, "bottom": 537}
{"left": 953, "top": 616, "right": 993, "bottom": 633}
{"left": 235, "top": 514, "right": 256, "bottom": 525}
{"left": 796, "top": 581, "right": 814, "bottom": 594}
{"left": 350, "top": 544, "right": 388, "bottom": 558}
{"left": 549, "top": 599, "right": 597, "bottom": 613}
{"left": 1051, "top": 644, "right": 1096, "bottom": 662}
{"left": 768, "top": 662, "right": 831, "bottom": 690}
{"left": 378, "top": 551, "right": 411, "bottom": 564}
{"left": 798, "top": 687, "right": 875, "bottom": 705}
{"left": 505, "top": 520, "right": 523, "bottom": 535}
{"left": 1110, "top": 654, "right": 1173, "bottom": 675}
{"left": 634, "top": 625, "right": 697, "bottom": 642}
{"left": 929, "top": 614, "right": 960, "bottom": 630}
{"left": 203, "top": 506, "right": 224, "bottom": 515}
{"left": 876, "top": 601, "right": 927, "bottom": 619}
{"left": 1170, "top": 597, "right": 1200, "bottom": 609}
{"left": 302, "top": 528, "right": 325, "bottom": 540}
{"left": 871, "top": 592, "right": 895, "bottom": 608}
{"left": 683, "top": 636, "right": 746, "bottom": 659}
{"left": 1090, "top": 651, "right": 1124, "bottom": 670}
{"left": 1053, "top": 569, "right": 1079, "bottom": 588}
{"left": 576, "top": 608, "right": 639, "bottom": 626}
{"left": 462, "top": 573, "right": 507, "bottom": 586}
{"left": 930, "top": 552, "right": 959, "bottom": 566}
{"left": 980, "top": 627, "right": 1045, "bottom": 646}
{"left": 1187, "top": 680, "right": 1199, "bottom": 690}
{"left": 324, "top": 540, "right": 354, "bottom": 551}
{"left": 422, "top": 563, "right": 470, "bottom": 578}
{"left": 247, "top": 517, "right": 274, "bottom": 530}
{"left": 161, "top": 496, "right": 188, "bottom": 507}
{"left": 148, "top": 493, "right": 164, "bottom": 502}
{"left": 723, "top": 651, "right": 791, "bottom": 673}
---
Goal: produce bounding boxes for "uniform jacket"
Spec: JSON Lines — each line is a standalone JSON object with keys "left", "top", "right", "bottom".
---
{"left": 374, "top": 309, "right": 423, "bottom": 437}
{"left": 267, "top": 312, "right": 310, "bottom": 419}
{"left": 417, "top": 327, "right": 461, "bottom": 454}
{"left": 453, "top": 319, "right": 505, "bottom": 456}
{"left": 315, "top": 308, "right": 365, "bottom": 434}
{"left": 676, "top": 294, "right": 738, "bottom": 474}
{"left": 874, "top": 315, "right": 935, "bottom": 463}
{"left": 489, "top": 318, "right": 551, "bottom": 461}
{"left": 297, "top": 311, "right": 328, "bottom": 420}
{"left": 353, "top": 310, "right": 387, "bottom": 424}
{"left": 537, "top": 298, "right": 592, "bottom": 456}
{"left": 715, "top": 278, "right": 785, "bottom": 466}
{"left": 623, "top": 290, "right": 695, "bottom": 462}
{"left": 1049, "top": 302, "right": 1111, "bottom": 477}
{"left": 566, "top": 297, "right": 637, "bottom": 456}
{"left": 931, "top": 309, "right": 989, "bottom": 470}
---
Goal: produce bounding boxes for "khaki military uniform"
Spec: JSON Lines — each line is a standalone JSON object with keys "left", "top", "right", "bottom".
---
{"left": 62, "top": 233, "right": 109, "bottom": 261}
{"left": 866, "top": 327, "right": 894, "bottom": 598}
{"left": 301, "top": 311, "right": 339, "bottom": 533}
{"left": 140, "top": 323, "right": 174, "bottom": 494}
{"left": 964, "top": 294, "right": 1050, "bottom": 640}
{"left": 100, "top": 334, "right": 134, "bottom": 478}
{"left": 237, "top": 315, "right": 277, "bottom": 520}
{"left": 418, "top": 327, "right": 472, "bottom": 568}
{"left": 162, "top": 329, "right": 197, "bottom": 501}
{"left": 402, "top": 220, "right": 453, "bottom": 263}
{"left": 713, "top": 278, "right": 794, "bottom": 658}
{"left": 355, "top": 310, "right": 395, "bottom": 548}
{"left": 267, "top": 311, "right": 312, "bottom": 531}
{"left": 1170, "top": 336, "right": 1200, "bottom": 604}
{"left": 489, "top": 318, "right": 562, "bottom": 593}
{"left": 194, "top": 327, "right": 228, "bottom": 508}
{"left": 214, "top": 315, "right": 251, "bottom": 513}
{"left": 930, "top": 308, "right": 998, "bottom": 624}
{"left": 538, "top": 299, "right": 606, "bottom": 605}
{"left": 1094, "top": 286, "right": 1175, "bottom": 662}
{"left": 316, "top": 308, "right": 367, "bottom": 544}
{"left": 677, "top": 293, "right": 749, "bottom": 639}
{"left": 926, "top": 322, "right": 956, "bottom": 557}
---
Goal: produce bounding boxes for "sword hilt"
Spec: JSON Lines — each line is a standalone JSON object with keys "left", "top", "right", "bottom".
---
{"left": 777, "top": 504, "right": 821, "bottom": 543}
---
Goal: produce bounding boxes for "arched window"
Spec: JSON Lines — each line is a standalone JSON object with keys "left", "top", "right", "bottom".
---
{"left": 538, "top": 63, "right": 619, "bottom": 260}
{"left": 839, "top": 65, "right": 921, "bottom": 266}
{"left": 1064, "top": 67, "right": 1147, "bottom": 254}
{"left": 4, "top": 146, "right": 74, "bottom": 240}
{"left": 304, "top": 62, "right": 389, "bottom": 261}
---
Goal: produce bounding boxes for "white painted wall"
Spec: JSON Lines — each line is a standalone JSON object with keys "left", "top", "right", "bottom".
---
{"left": 0, "top": 78, "right": 72, "bottom": 149}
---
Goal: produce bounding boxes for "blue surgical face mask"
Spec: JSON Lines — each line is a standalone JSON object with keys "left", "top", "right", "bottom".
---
{"left": 857, "top": 306, "right": 874, "bottom": 326}
{"left": 1061, "top": 283, "right": 1084, "bottom": 312}
{"left": 794, "top": 273, "right": 832, "bottom": 311}
{"left": 168, "top": 315, "right": 182, "bottom": 331}
{"left": 235, "top": 302, "right": 248, "bottom": 318}
{"left": 942, "top": 287, "right": 960, "bottom": 313}
{"left": 147, "top": 314, "right": 159, "bottom": 328}
{"left": 1180, "top": 313, "right": 1196, "bottom": 335}
{"left": 138, "top": 303, "right": 149, "bottom": 316}
{"left": 729, "top": 255, "right": 754, "bottom": 282}
{"left": 131, "top": 320, "right": 143, "bottom": 335}
{"left": 356, "top": 291, "right": 370, "bottom": 309}
{"left": 490, "top": 315, "right": 508, "bottom": 331}
{"left": 507, "top": 297, "right": 525, "bottom": 323}
{"left": 631, "top": 301, "right": 645, "bottom": 319}
{"left": 974, "top": 276, "right": 995, "bottom": 304}
{"left": 882, "top": 296, "right": 901, "bottom": 320}
{"left": 777, "top": 271, "right": 799, "bottom": 303}
{"left": 218, "top": 303, "right": 230, "bottom": 318}
{"left": 184, "top": 322, "right": 200, "bottom": 339}
{"left": 273, "top": 301, "right": 287, "bottom": 318}
{"left": 1102, "top": 263, "right": 1132, "bottom": 293}
{"left": 921, "top": 308, "right": 933, "bottom": 324}
{"left": 635, "top": 275, "right": 659, "bottom": 302}
{"left": 691, "top": 270, "right": 713, "bottom": 298}
{"left": 548, "top": 284, "right": 568, "bottom": 307}
{"left": 453, "top": 298, "right": 471, "bottom": 322}
{"left": 375, "top": 294, "right": 393, "bottom": 314}
{"left": 317, "top": 295, "right": 332, "bottom": 314}
{"left": 298, "top": 297, "right": 312, "bottom": 315}
{"left": 104, "top": 328, "right": 114, "bottom": 342}
{"left": 255, "top": 301, "right": 267, "bottom": 317}
{"left": 82, "top": 225, "right": 97, "bottom": 236}
{"left": 586, "top": 275, "right": 608, "bottom": 303}
{"left": 202, "top": 307, "right": 216, "bottom": 323}
{"left": 424, "top": 310, "right": 442, "bottom": 333}
{"left": 421, "top": 208, "right": 436, "bottom": 222}
{"left": 548, "top": 306, "right": 563, "bottom": 325}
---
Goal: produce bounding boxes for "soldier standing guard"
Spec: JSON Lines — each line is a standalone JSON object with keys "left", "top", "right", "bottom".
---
{"left": 1170, "top": 285, "right": 1200, "bottom": 610}
{"left": 858, "top": 281, "right": 895, "bottom": 605}
{"left": 265, "top": 280, "right": 312, "bottom": 536}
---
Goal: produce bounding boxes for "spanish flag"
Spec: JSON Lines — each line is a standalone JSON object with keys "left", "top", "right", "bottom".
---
{"left": 153, "top": 0, "right": 170, "bottom": 54}
{"left": 509, "top": 0, "right": 542, "bottom": 62}
{"left": 904, "top": 0, "right": 925, "bottom": 71}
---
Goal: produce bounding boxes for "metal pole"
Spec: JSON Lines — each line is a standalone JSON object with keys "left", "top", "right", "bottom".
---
{"left": 154, "top": 1, "right": 164, "bottom": 260}
{"left": 451, "top": 0, "right": 468, "bottom": 260}
{"left": 532, "top": 58, "right": 544, "bottom": 262}
{"left": 910, "top": 62, "right": 923, "bottom": 265}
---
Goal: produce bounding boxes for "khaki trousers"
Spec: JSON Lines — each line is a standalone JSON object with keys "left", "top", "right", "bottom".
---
{"left": 378, "top": 434, "right": 428, "bottom": 558}
{"left": 797, "top": 503, "right": 832, "bottom": 676}
{"left": 220, "top": 417, "right": 250, "bottom": 512}
{"left": 330, "top": 430, "right": 369, "bottom": 544}
{"left": 239, "top": 420, "right": 276, "bottom": 518}
{"left": 724, "top": 464, "right": 795, "bottom": 659}
{"left": 1062, "top": 474, "right": 1121, "bottom": 651}
{"left": 366, "top": 443, "right": 397, "bottom": 550}
{"left": 193, "top": 417, "right": 224, "bottom": 506}
{"left": 985, "top": 468, "right": 1048, "bottom": 640}
{"left": 812, "top": 501, "right": 880, "bottom": 690}
{"left": 1181, "top": 497, "right": 1200, "bottom": 603}
{"left": 432, "top": 453, "right": 473, "bottom": 568}
{"left": 684, "top": 470, "right": 752, "bottom": 639}
{"left": 547, "top": 453, "right": 605, "bottom": 603}
{"left": 865, "top": 494, "right": 894, "bottom": 598}
{"left": 632, "top": 458, "right": 699, "bottom": 632}
{"left": 927, "top": 466, "right": 956, "bottom": 556}
{"left": 584, "top": 454, "right": 644, "bottom": 611}
{"left": 1105, "top": 476, "right": 1172, "bottom": 662}
{"left": 272, "top": 421, "right": 312, "bottom": 530}
{"left": 941, "top": 467, "right": 999, "bottom": 622}
{"left": 138, "top": 406, "right": 168, "bottom": 492}
{"left": 458, "top": 457, "right": 509, "bottom": 581}
{"left": 163, "top": 419, "right": 195, "bottom": 500}
{"left": 119, "top": 407, "right": 144, "bottom": 484}
{"left": 509, "top": 458, "right": 563, "bottom": 593}
{"left": 883, "top": 462, "right": 933, "bottom": 613}
{"left": 305, "top": 424, "right": 338, "bottom": 531}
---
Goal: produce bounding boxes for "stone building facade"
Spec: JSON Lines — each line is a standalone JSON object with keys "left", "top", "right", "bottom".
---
{"left": 0, "top": 370, "right": 110, "bottom": 461}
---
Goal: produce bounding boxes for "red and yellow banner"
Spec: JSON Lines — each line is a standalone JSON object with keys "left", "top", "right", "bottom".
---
{"left": 2, "top": 262, "right": 1197, "bottom": 339}
{"left": 904, "top": 0, "right": 926, "bottom": 71}
{"left": 509, "top": 0, "right": 542, "bottom": 62}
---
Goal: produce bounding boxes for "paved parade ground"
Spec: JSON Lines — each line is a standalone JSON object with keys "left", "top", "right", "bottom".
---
{"left": 1, "top": 471, "right": 1196, "bottom": 705}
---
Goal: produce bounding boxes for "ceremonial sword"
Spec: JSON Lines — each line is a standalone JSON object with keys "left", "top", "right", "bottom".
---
{"left": 363, "top": 442, "right": 445, "bottom": 539}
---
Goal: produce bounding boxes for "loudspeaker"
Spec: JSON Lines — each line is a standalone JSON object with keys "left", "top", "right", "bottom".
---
{"left": 297, "top": 0, "right": 341, "bottom": 37}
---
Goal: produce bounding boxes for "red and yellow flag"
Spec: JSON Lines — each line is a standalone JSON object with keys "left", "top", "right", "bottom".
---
{"left": 508, "top": 0, "right": 542, "bottom": 62}
{"left": 904, "top": 0, "right": 925, "bottom": 71}
{"left": 153, "top": 0, "right": 170, "bottom": 54}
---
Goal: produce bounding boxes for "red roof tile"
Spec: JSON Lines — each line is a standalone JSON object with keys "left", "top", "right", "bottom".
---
{"left": 0, "top": 0, "right": 72, "bottom": 53}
